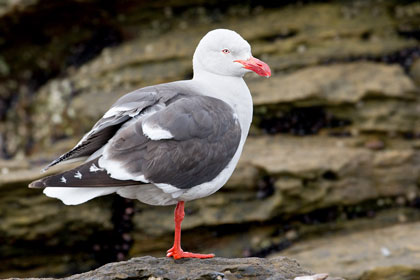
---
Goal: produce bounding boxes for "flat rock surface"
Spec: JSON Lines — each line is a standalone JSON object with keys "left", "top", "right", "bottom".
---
{"left": 274, "top": 222, "right": 420, "bottom": 280}
{"left": 251, "top": 62, "right": 417, "bottom": 106}
{"left": 4, "top": 256, "right": 311, "bottom": 280}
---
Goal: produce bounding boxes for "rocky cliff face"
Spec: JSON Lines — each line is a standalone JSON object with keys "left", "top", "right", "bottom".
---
{"left": 0, "top": 1, "right": 419, "bottom": 280}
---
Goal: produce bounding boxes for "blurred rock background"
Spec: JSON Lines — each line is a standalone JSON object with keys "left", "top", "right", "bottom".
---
{"left": 0, "top": 0, "right": 419, "bottom": 279}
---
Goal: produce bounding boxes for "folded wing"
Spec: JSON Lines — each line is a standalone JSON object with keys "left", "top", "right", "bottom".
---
{"left": 100, "top": 94, "right": 242, "bottom": 190}
{"left": 32, "top": 83, "right": 242, "bottom": 205}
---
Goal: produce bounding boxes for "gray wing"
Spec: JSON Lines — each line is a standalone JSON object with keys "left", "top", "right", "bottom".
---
{"left": 99, "top": 95, "right": 242, "bottom": 189}
{"left": 42, "top": 85, "right": 180, "bottom": 171}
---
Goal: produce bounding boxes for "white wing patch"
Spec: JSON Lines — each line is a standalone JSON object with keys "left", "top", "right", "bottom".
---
{"left": 142, "top": 121, "right": 173, "bottom": 140}
{"left": 98, "top": 155, "right": 149, "bottom": 183}
{"left": 60, "top": 176, "right": 67, "bottom": 183}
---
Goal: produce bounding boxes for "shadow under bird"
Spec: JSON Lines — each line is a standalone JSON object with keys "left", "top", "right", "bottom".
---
{"left": 30, "top": 29, "right": 271, "bottom": 259}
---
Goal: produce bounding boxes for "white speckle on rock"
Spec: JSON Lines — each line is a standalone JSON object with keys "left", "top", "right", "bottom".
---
{"left": 297, "top": 44, "right": 307, "bottom": 53}
{"left": 381, "top": 246, "right": 391, "bottom": 257}
{"left": 145, "top": 44, "right": 154, "bottom": 53}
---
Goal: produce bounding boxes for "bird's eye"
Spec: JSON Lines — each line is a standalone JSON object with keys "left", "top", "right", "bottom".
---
{"left": 222, "top": 49, "right": 230, "bottom": 54}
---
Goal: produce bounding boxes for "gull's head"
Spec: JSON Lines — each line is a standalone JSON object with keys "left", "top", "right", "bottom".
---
{"left": 193, "top": 29, "right": 271, "bottom": 78}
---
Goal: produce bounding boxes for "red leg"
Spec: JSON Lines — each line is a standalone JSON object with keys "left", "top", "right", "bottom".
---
{"left": 166, "top": 201, "right": 215, "bottom": 259}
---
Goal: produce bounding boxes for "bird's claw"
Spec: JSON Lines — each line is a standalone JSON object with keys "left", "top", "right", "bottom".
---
{"left": 166, "top": 247, "right": 214, "bottom": 259}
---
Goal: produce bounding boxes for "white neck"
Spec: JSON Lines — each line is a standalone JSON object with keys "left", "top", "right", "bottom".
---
{"left": 193, "top": 70, "right": 246, "bottom": 92}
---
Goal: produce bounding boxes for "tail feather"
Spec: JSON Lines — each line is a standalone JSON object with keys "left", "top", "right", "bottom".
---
{"left": 29, "top": 157, "right": 144, "bottom": 205}
{"left": 29, "top": 179, "right": 46, "bottom": 189}
{"left": 43, "top": 186, "right": 122, "bottom": 205}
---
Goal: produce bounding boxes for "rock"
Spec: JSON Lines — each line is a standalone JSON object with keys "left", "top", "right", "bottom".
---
{"left": 28, "top": 61, "right": 420, "bottom": 156}
{"left": 121, "top": 135, "right": 420, "bottom": 258}
{"left": 250, "top": 62, "right": 419, "bottom": 134}
{"left": 6, "top": 256, "right": 312, "bottom": 280}
{"left": 394, "top": 2, "right": 420, "bottom": 39}
{"left": 248, "top": 3, "right": 418, "bottom": 71}
{"left": 251, "top": 63, "right": 416, "bottom": 105}
{"left": 364, "top": 139, "right": 385, "bottom": 150}
{"left": 359, "top": 265, "right": 420, "bottom": 280}
{"left": 241, "top": 135, "right": 420, "bottom": 211}
{"left": 410, "top": 57, "right": 420, "bottom": 86}
{"left": 1, "top": 0, "right": 420, "bottom": 278}
{"left": 2, "top": 1, "right": 419, "bottom": 157}
{"left": 0, "top": 0, "right": 39, "bottom": 18}
{"left": 272, "top": 222, "right": 420, "bottom": 280}
{"left": 0, "top": 159, "right": 115, "bottom": 278}
{"left": 1, "top": 134, "right": 419, "bottom": 276}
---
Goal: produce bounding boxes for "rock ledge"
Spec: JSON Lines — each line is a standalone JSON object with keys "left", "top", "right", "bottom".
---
{"left": 7, "top": 256, "right": 311, "bottom": 280}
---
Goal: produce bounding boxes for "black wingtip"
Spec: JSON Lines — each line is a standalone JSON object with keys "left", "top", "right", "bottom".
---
{"left": 41, "top": 160, "right": 58, "bottom": 173}
{"left": 29, "top": 179, "right": 46, "bottom": 189}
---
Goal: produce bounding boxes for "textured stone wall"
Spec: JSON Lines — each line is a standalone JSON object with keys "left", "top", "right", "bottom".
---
{"left": 0, "top": 1, "right": 419, "bottom": 279}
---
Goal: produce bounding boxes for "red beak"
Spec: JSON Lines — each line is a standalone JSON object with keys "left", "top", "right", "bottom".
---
{"left": 234, "top": 56, "right": 271, "bottom": 77}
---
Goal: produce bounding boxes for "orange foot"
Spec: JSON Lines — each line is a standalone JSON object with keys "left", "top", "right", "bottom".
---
{"left": 167, "top": 246, "right": 215, "bottom": 260}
